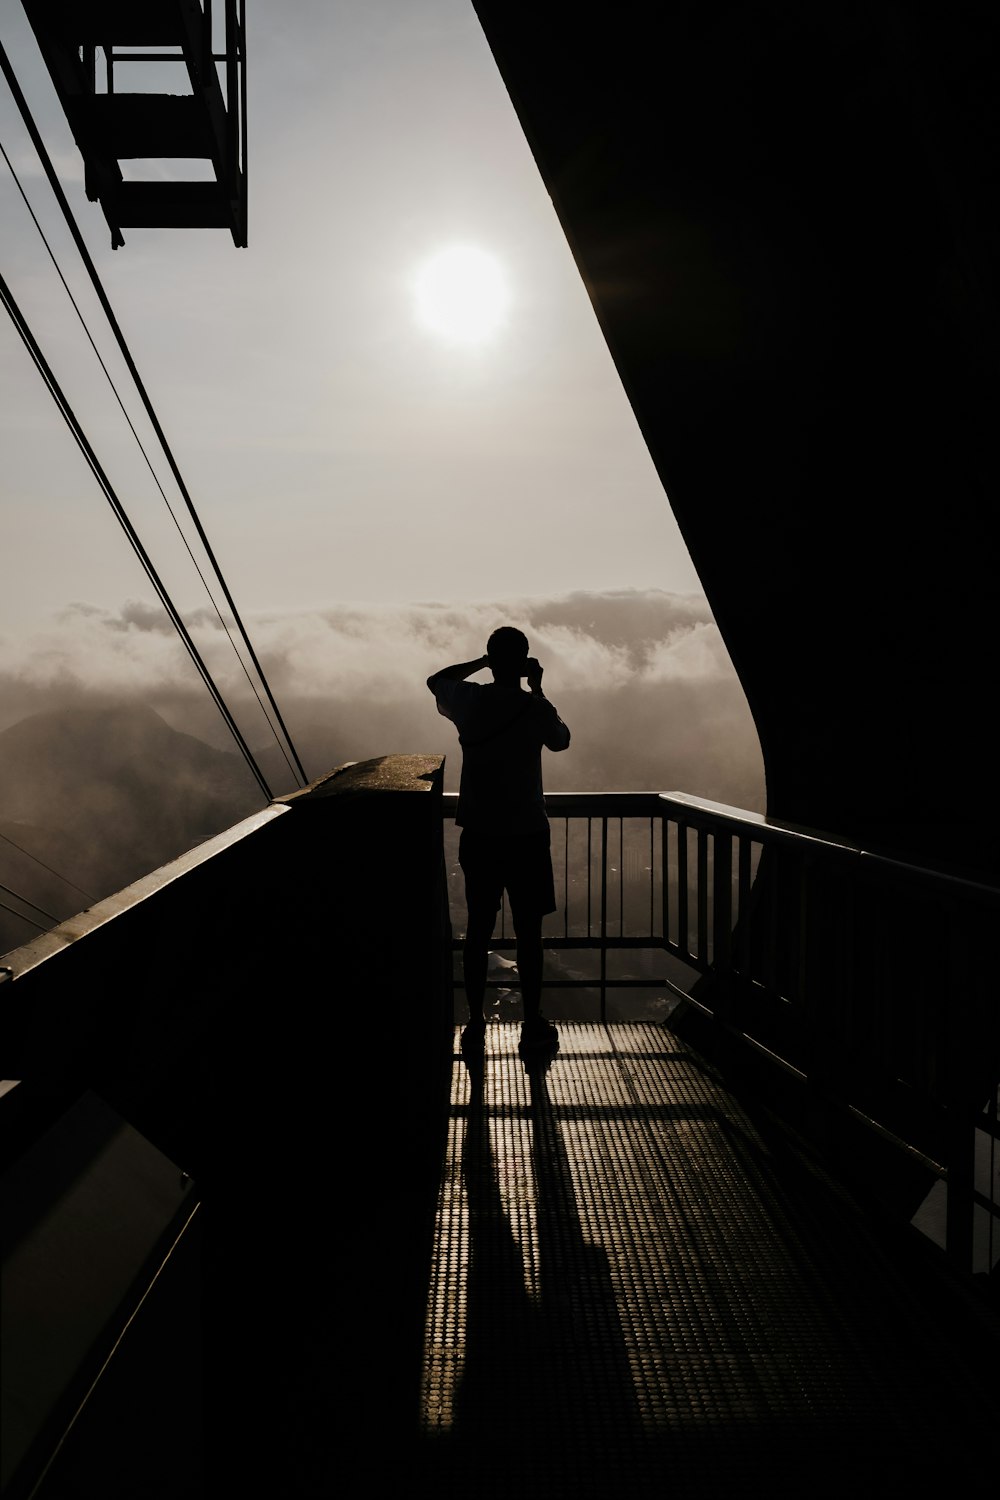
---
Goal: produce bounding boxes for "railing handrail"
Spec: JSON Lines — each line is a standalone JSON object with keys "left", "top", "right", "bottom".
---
{"left": 659, "top": 792, "right": 1000, "bottom": 903}
{"left": 440, "top": 790, "right": 665, "bottom": 818}
{"left": 442, "top": 788, "right": 1000, "bottom": 903}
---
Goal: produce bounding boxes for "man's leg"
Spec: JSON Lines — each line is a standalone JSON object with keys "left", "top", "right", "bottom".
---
{"left": 458, "top": 830, "right": 502, "bottom": 1028}
{"left": 513, "top": 913, "right": 543, "bottom": 1020}
{"left": 463, "top": 906, "right": 495, "bottom": 1024}
{"left": 508, "top": 832, "right": 558, "bottom": 1045}
{"left": 513, "top": 911, "right": 556, "bottom": 1047}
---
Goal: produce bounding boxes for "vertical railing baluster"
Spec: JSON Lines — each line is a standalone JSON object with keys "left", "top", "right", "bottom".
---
{"left": 766, "top": 847, "right": 780, "bottom": 993}
{"left": 661, "top": 815, "right": 669, "bottom": 947}
{"left": 649, "top": 817, "right": 654, "bottom": 939}
{"left": 619, "top": 818, "right": 624, "bottom": 938}
{"left": 677, "top": 821, "right": 688, "bottom": 959}
{"left": 587, "top": 817, "right": 593, "bottom": 941}
{"left": 697, "top": 828, "right": 709, "bottom": 965}
{"left": 600, "top": 816, "right": 608, "bottom": 1023}
{"left": 714, "top": 832, "right": 733, "bottom": 974}
{"left": 712, "top": 831, "right": 734, "bottom": 1026}
{"left": 564, "top": 817, "right": 569, "bottom": 939}
{"left": 737, "top": 836, "right": 751, "bottom": 977}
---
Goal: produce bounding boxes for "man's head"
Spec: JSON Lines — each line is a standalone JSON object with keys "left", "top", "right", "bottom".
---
{"left": 486, "top": 626, "right": 529, "bottom": 679}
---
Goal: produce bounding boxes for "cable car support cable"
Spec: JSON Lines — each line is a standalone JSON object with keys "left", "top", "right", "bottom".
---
{"left": 0, "top": 132, "right": 300, "bottom": 791}
{"left": 0, "top": 896, "right": 50, "bottom": 934}
{"left": 0, "top": 41, "right": 308, "bottom": 789}
{"left": 0, "top": 881, "right": 59, "bottom": 926}
{"left": 0, "top": 267, "right": 273, "bottom": 802}
{"left": 0, "top": 830, "right": 97, "bottom": 904}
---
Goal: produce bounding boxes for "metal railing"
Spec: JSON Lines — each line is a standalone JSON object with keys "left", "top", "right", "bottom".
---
{"left": 443, "top": 790, "right": 999, "bottom": 1278}
{"left": 444, "top": 791, "right": 678, "bottom": 1018}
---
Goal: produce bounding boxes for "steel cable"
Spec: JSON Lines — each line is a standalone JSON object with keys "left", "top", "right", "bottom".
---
{"left": 0, "top": 880, "right": 59, "bottom": 924}
{"left": 0, "top": 267, "right": 273, "bottom": 801}
{"left": 0, "top": 896, "right": 49, "bottom": 932}
{"left": 0, "top": 132, "right": 301, "bottom": 790}
{"left": 0, "top": 40, "right": 308, "bottom": 788}
{"left": 0, "top": 829, "right": 97, "bottom": 902}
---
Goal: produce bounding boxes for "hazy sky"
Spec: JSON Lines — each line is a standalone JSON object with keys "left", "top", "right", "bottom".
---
{"left": 0, "top": 0, "right": 767, "bottom": 835}
{"left": 1, "top": 0, "right": 703, "bottom": 635}
{"left": 0, "top": 1, "right": 771, "bottom": 954}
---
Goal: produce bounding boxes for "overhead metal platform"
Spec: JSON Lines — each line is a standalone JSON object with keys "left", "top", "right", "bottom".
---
{"left": 21, "top": 0, "right": 247, "bottom": 247}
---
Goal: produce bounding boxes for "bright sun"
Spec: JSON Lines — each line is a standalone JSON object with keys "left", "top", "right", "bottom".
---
{"left": 414, "top": 245, "right": 509, "bottom": 345}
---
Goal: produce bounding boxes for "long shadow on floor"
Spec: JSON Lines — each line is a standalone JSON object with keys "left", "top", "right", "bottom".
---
{"left": 413, "top": 1024, "right": 1000, "bottom": 1500}
{"left": 420, "top": 1040, "right": 641, "bottom": 1497}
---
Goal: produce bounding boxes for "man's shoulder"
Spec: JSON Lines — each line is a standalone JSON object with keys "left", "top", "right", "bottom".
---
{"left": 433, "top": 678, "right": 485, "bottom": 721}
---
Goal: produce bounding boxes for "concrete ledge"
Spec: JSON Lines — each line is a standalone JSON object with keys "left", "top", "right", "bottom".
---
{"left": 278, "top": 753, "right": 444, "bottom": 805}
{"left": 1, "top": 755, "right": 453, "bottom": 1169}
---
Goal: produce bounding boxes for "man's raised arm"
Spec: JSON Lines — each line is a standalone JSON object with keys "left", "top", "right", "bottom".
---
{"left": 426, "top": 656, "right": 488, "bottom": 694}
{"left": 526, "top": 658, "right": 571, "bottom": 751}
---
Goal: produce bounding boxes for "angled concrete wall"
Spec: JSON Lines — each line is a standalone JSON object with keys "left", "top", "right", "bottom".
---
{"left": 1, "top": 755, "right": 454, "bottom": 1496}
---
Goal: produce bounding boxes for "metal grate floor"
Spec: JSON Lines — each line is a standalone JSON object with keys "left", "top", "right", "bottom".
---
{"left": 414, "top": 1022, "right": 996, "bottom": 1499}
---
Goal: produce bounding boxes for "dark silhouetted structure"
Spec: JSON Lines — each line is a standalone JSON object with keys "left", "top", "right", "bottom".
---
{"left": 22, "top": 0, "right": 247, "bottom": 247}
{"left": 471, "top": 1, "right": 999, "bottom": 883}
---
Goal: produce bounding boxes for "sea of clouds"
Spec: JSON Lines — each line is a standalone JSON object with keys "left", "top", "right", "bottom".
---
{"left": 0, "top": 587, "right": 765, "bottom": 810}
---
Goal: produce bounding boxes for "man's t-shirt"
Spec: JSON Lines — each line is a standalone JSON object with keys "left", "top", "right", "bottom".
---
{"left": 432, "top": 679, "right": 570, "bottom": 836}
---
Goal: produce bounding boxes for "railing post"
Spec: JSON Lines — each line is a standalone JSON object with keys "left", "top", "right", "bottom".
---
{"left": 697, "top": 828, "right": 709, "bottom": 965}
{"left": 736, "top": 836, "right": 752, "bottom": 979}
{"left": 677, "top": 821, "right": 689, "bottom": 963}
{"left": 660, "top": 813, "right": 670, "bottom": 949}
{"left": 600, "top": 816, "right": 608, "bottom": 1023}
{"left": 712, "top": 832, "right": 733, "bottom": 1025}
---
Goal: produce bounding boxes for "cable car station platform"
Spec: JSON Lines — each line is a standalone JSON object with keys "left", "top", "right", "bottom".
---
{"left": 2, "top": 761, "right": 997, "bottom": 1499}
{"left": 409, "top": 1019, "right": 997, "bottom": 1500}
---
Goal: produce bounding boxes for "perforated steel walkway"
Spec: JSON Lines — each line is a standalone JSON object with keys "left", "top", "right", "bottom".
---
{"left": 413, "top": 1021, "right": 996, "bottom": 1499}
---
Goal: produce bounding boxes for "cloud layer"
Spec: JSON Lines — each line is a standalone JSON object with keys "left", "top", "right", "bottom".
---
{"left": 0, "top": 587, "right": 765, "bottom": 811}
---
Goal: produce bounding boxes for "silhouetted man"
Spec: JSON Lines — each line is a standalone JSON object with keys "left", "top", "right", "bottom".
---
{"left": 427, "top": 627, "right": 570, "bottom": 1050}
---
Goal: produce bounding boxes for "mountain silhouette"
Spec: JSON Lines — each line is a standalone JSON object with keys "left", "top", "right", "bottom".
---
{"left": 0, "top": 704, "right": 264, "bottom": 954}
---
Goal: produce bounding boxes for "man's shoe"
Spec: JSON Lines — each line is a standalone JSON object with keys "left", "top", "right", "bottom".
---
{"left": 519, "top": 1015, "right": 558, "bottom": 1050}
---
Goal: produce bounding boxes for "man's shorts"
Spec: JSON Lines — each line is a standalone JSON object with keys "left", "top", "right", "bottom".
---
{"left": 458, "top": 827, "right": 557, "bottom": 923}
